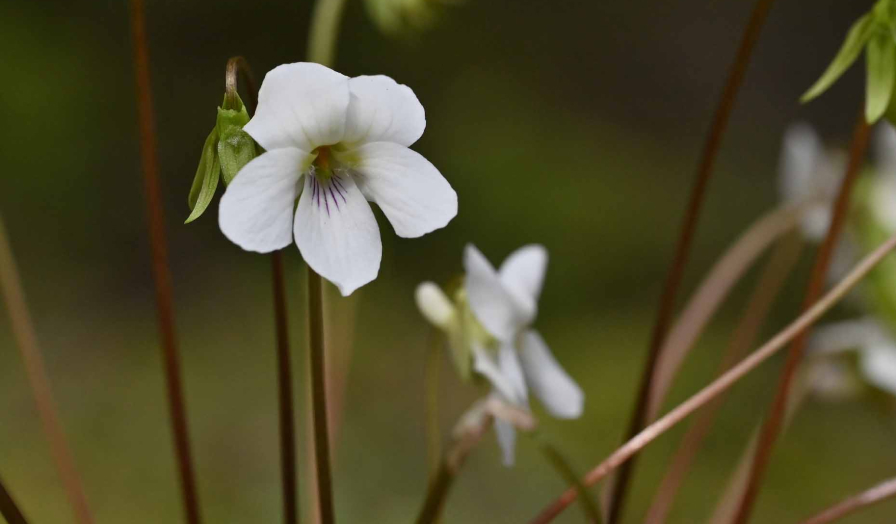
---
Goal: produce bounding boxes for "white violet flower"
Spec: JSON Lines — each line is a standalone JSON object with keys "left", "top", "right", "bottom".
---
{"left": 417, "top": 244, "right": 584, "bottom": 466}
{"left": 808, "top": 319, "right": 896, "bottom": 397}
{"left": 778, "top": 123, "right": 846, "bottom": 242}
{"left": 219, "top": 62, "right": 457, "bottom": 296}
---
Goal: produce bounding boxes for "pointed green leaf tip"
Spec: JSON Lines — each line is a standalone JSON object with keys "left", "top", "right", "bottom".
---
{"left": 801, "top": 14, "right": 876, "bottom": 104}
{"left": 866, "top": 33, "right": 896, "bottom": 123}
{"left": 185, "top": 128, "right": 220, "bottom": 224}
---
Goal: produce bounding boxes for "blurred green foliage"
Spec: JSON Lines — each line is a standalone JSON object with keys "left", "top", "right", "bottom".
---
{"left": 1, "top": 0, "right": 896, "bottom": 522}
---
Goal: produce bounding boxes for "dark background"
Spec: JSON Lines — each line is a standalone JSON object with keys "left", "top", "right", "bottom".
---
{"left": 2, "top": 0, "right": 895, "bottom": 522}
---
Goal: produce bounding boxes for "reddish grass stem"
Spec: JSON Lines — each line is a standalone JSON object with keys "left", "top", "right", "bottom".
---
{"left": 0, "top": 475, "right": 28, "bottom": 524}
{"left": 307, "top": 270, "right": 335, "bottom": 524}
{"left": 606, "top": 0, "right": 778, "bottom": 519}
{"left": 128, "top": 1, "right": 201, "bottom": 522}
{"left": 526, "top": 229, "right": 896, "bottom": 524}
{"left": 644, "top": 234, "right": 803, "bottom": 524}
{"left": 0, "top": 217, "right": 93, "bottom": 524}
{"left": 800, "top": 477, "right": 896, "bottom": 524}
{"left": 731, "top": 115, "right": 871, "bottom": 524}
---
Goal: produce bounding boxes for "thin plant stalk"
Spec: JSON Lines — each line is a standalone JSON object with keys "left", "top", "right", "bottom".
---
{"left": 644, "top": 234, "right": 803, "bottom": 524}
{"left": 425, "top": 331, "right": 443, "bottom": 483}
{"left": 128, "top": 1, "right": 202, "bottom": 521}
{"left": 647, "top": 204, "right": 805, "bottom": 420}
{"left": 225, "top": 55, "right": 300, "bottom": 524}
{"left": 307, "top": 270, "right": 335, "bottom": 524}
{"left": 0, "top": 216, "right": 89, "bottom": 524}
{"left": 527, "top": 229, "right": 896, "bottom": 524}
{"left": 414, "top": 417, "right": 494, "bottom": 524}
{"left": 323, "top": 288, "right": 359, "bottom": 444}
{"left": 0, "top": 474, "right": 28, "bottom": 524}
{"left": 800, "top": 476, "right": 896, "bottom": 524}
{"left": 308, "top": 0, "right": 349, "bottom": 68}
{"left": 607, "top": 0, "right": 778, "bottom": 518}
{"left": 731, "top": 115, "right": 871, "bottom": 524}
{"left": 536, "top": 437, "right": 603, "bottom": 524}
{"left": 710, "top": 374, "right": 809, "bottom": 524}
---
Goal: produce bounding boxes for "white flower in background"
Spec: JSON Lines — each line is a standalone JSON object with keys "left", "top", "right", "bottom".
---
{"left": 871, "top": 123, "right": 896, "bottom": 232}
{"left": 418, "top": 244, "right": 583, "bottom": 466}
{"left": 219, "top": 62, "right": 457, "bottom": 296}
{"left": 807, "top": 319, "right": 896, "bottom": 398}
{"left": 778, "top": 123, "right": 846, "bottom": 242}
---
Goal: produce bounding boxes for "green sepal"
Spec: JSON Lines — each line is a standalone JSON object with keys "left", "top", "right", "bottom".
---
{"left": 801, "top": 13, "right": 876, "bottom": 103}
{"left": 866, "top": 32, "right": 896, "bottom": 122}
{"left": 185, "top": 127, "right": 221, "bottom": 224}
{"left": 215, "top": 95, "right": 255, "bottom": 185}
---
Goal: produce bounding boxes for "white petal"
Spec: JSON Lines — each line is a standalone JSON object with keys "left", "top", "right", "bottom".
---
{"left": 499, "top": 244, "right": 548, "bottom": 303}
{"left": 494, "top": 419, "right": 517, "bottom": 467}
{"left": 343, "top": 75, "right": 426, "bottom": 147}
{"left": 415, "top": 282, "right": 455, "bottom": 330}
{"left": 293, "top": 173, "right": 381, "bottom": 296}
{"left": 218, "top": 148, "right": 309, "bottom": 253}
{"left": 244, "top": 63, "right": 349, "bottom": 152}
{"left": 518, "top": 330, "right": 583, "bottom": 419}
{"left": 498, "top": 344, "right": 528, "bottom": 404}
{"left": 472, "top": 344, "right": 524, "bottom": 405}
{"left": 779, "top": 123, "right": 822, "bottom": 205}
{"left": 463, "top": 244, "right": 536, "bottom": 342}
{"left": 346, "top": 142, "right": 457, "bottom": 238}
{"left": 861, "top": 344, "right": 896, "bottom": 396}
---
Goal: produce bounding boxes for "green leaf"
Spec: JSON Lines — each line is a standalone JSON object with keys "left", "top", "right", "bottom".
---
{"left": 801, "top": 14, "right": 876, "bottom": 103}
{"left": 866, "top": 33, "right": 896, "bottom": 122}
{"left": 218, "top": 128, "right": 258, "bottom": 185}
{"left": 215, "top": 103, "right": 250, "bottom": 138}
{"left": 185, "top": 128, "right": 221, "bottom": 224}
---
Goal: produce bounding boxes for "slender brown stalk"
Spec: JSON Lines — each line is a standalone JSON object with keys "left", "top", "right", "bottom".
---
{"left": 607, "top": 0, "right": 778, "bottom": 518}
{"left": 0, "top": 474, "right": 28, "bottom": 524}
{"left": 225, "top": 56, "right": 299, "bottom": 524}
{"left": 647, "top": 205, "right": 804, "bottom": 420}
{"left": 0, "top": 216, "right": 93, "bottom": 524}
{"left": 800, "top": 477, "right": 896, "bottom": 524}
{"left": 731, "top": 116, "right": 871, "bottom": 524}
{"left": 527, "top": 229, "right": 896, "bottom": 524}
{"left": 307, "top": 270, "right": 335, "bottom": 524}
{"left": 128, "top": 1, "right": 201, "bottom": 522}
{"left": 644, "top": 234, "right": 803, "bottom": 524}
{"left": 424, "top": 331, "right": 443, "bottom": 483}
{"left": 272, "top": 252, "right": 299, "bottom": 524}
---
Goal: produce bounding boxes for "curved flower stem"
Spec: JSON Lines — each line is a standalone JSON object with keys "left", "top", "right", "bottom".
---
{"left": 0, "top": 216, "right": 85, "bottom": 524}
{"left": 731, "top": 114, "right": 871, "bottom": 524}
{"left": 128, "top": 1, "right": 202, "bottom": 522}
{"left": 608, "top": 0, "right": 778, "bottom": 518}
{"left": 225, "top": 56, "right": 299, "bottom": 524}
{"left": 414, "top": 416, "right": 494, "bottom": 524}
{"left": 526, "top": 229, "right": 896, "bottom": 524}
{"left": 307, "top": 270, "right": 335, "bottom": 524}
{"left": 0, "top": 474, "right": 28, "bottom": 524}
{"left": 800, "top": 476, "right": 896, "bottom": 524}
{"left": 644, "top": 234, "right": 803, "bottom": 524}
{"left": 647, "top": 204, "right": 806, "bottom": 420}
{"left": 535, "top": 436, "right": 603, "bottom": 524}
{"left": 308, "top": 0, "right": 349, "bottom": 67}
{"left": 425, "top": 331, "right": 443, "bottom": 484}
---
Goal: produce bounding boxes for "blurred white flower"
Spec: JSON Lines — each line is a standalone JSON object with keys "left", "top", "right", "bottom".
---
{"left": 778, "top": 123, "right": 846, "bottom": 241}
{"left": 463, "top": 244, "right": 583, "bottom": 466}
{"left": 808, "top": 318, "right": 896, "bottom": 398}
{"left": 871, "top": 123, "right": 896, "bottom": 232}
{"left": 219, "top": 62, "right": 457, "bottom": 296}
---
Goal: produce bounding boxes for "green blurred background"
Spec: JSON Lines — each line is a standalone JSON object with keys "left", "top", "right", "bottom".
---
{"left": 2, "top": 0, "right": 895, "bottom": 522}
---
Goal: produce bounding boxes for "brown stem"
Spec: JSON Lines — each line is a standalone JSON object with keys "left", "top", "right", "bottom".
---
{"left": 527, "top": 229, "right": 896, "bottom": 524}
{"left": 0, "top": 474, "right": 28, "bottom": 524}
{"left": 644, "top": 234, "right": 803, "bottom": 524}
{"left": 0, "top": 218, "right": 93, "bottom": 524}
{"left": 128, "top": 1, "right": 201, "bottom": 522}
{"left": 607, "top": 0, "right": 778, "bottom": 519}
{"left": 307, "top": 270, "right": 335, "bottom": 524}
{"left": 731, "top": 115, "right": 871, "bottom": 524}
{"left": 800, "top": 477, "right": 896, "bottom": 524}
{"left": 225, "top": 56, "right": 299, "bottom": 524}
